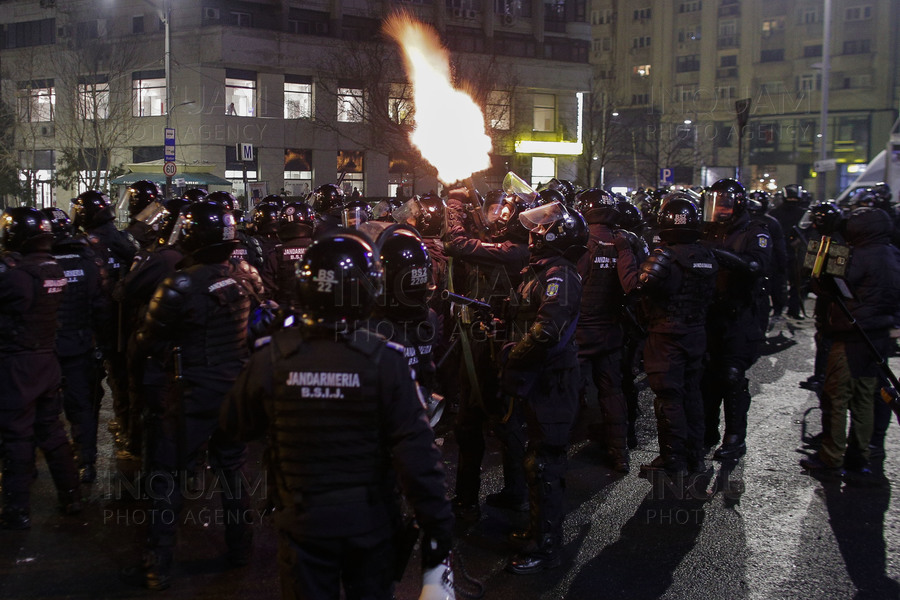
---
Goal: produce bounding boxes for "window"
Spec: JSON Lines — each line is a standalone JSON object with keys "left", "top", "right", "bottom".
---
{"left": 598, "top": 8, "right": 614, "bottom": 24}
{"left": 675, "top": 55, "right": 700, "bottom": 72}
{"left": 530, "top": 156, "right": 556, "bottom": 188}
{"left": 337, "top": 87, "right": 364, "bottom": 123}
{"left": 632, "top": 36, "right": 651, "bottom": 48}
{"left": 225, "top": 69, "right": 256, "bottom": 116}
{"left": 284, "top": 76, "right": 312, "bottom": 119}
{"left": 487, "top": 90, "right": 511, "bottom": 130}
{"left": 760, "top": 80, "right": 786, "bottom": 94}
{"left": 679, "top": 85, "right": 699, "bottom": 102}
{"left": 796, "top": 73, "right": 822, "bottom": 92}
{"left": 3, "top": 18, "right": 55, "bottom": 49}
{"left": 17, "top": 81, "right": 55, "bottom": 122}
{"left": 633, "top": 64, "right": 651, "bottom": 77}
{"left": 389, "top": 83, "right": 414, "bottom": 125}
{"left": 633, "top": 8, "right": 651, "bottom": 20}
{"left": 132, "top": 70, "right": 166, "bottom": 116}
{"left": 592, "top": 37, "right": 612, "bottom": 53}
{"left": 533, "top": 94, "right": 555, "bottom": 132}
{"left": 133, "top": 16, "right": 144, "bottom": 34}
{"left": 761, "top": 17, "right": 784, "bottom": 35}
{"left": 77, "top": 77, "right": 109, "bottom": 120}
{"left": 842, "top": 39, "right": 871, "bottom": 55}
{"left": 632, "top": 93, "right": 650, "bottom": 105}
{"left": 717, "top": 85, "right": 736, "bottom": 99}
{"left": 760, "top": 48, "right": 785, "bottom": 62}
{"left": 842, "top": 74, "right": 872, "bottom": 89}
{"left": 844, "top": 5, "right": 872, "bottom": 21}
{"left": 284, "top": 148, "right": 312, "bottom": 196}
{"left": 802, "top": 8, "right": 819, "bottom": 24}
{"left": 803, "top": 44, "right": 822, "bottom": 57}
{"left": 229, "top": 11, "right": 252, "bottom": 27}
{"left": 679, "top": 1, "right": 702, "bottom": 13}
{"left": 720, "top": 55, "right": 737, "bottom": 67}
{"left": 337, "top": 150, "right": 364, "bottom": 196}
{"left": 225, "top": 145, "right": 258, "bottom": 182}
{"left": 678, "top": 26, "right": 701, "bottom": 43}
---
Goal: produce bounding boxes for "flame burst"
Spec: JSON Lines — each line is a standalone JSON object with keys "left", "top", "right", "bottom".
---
{"left": 384, "top": 13, "right": 492, "bottom": 184}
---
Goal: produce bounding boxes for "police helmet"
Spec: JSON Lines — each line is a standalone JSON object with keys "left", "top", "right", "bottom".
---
{"left": 574, "top": 188, "right": 619, "bottom": 225}
{"left": 341, "top": 199, "right": 372, "bottom": 229}
{"left": 376, "top": 225, "right": 434, "bottom": 316}
{"left": 294, "top": 231, "right": 383, "bottom": 324}
{"left": 747, "top": 190, "right": 770, "bottom": 215}
{"left": 703, "top": 178, "right": 746, "bottom": 224}
{"left": 392, "top": 193, "right": 446, "bottom": 238}
{"left": 182, "top": 188, "right": 208, "bottom": 202}
{"left": 311, "top": 184, "right": 345, "bottom": 217}
{"left": 371, "top": 198, "right": 403, "bottom": 222}
{"left": 872, "top": 182, "right": 892, "bottom": 206}
{"left": 547, "top": 178, "right": 577, "bottom": 205}
{"left": 168, "top": 200, "right": 238, "bottom": 263}
{"left": 278, "top": 201, "right": 316, "bottom": 241}
{"left": 251, "top": 202, "right": 281, "bottom": 235}
{"left": 783, "top": 184, "right": 804, "bottom": 202}
{"left": 483, "top": 190, "right": 529, "bottom": 242}
{"left": 807, "top": 202, "right": 844, "bottom": 235}
{"left": 616, "top": 199, "right": 643, "bottom": 232}
{"left": 657, "top": 193, "right": 703, "bottom": 243}
{"left": 536, "top": 188, "right": 565, "bottom": 207}
{"left": 157, "top": 198, "right": 190, "bottom": 246}
{"left": 41, "top": 207, "right": 73, "bottom": 242}
{"left": 70, "top": 190, "right": 115, "bottom": 230}
{"left": 205, "top": 190, "right": 237, "bottom": 211}
{"left": 519, "top": 201, "right": 589, "bottom": 261}
{"left": 122, "top": 180, "right": 161, "bottom": 221}
{"left": 850, "top": 187, "right": 879, "bottom": 209}
{"left": 260, "top": 194, "right": 286, "bottom": 209}
{"left": 1, "top": 206, "right": 54, "bottom": 253}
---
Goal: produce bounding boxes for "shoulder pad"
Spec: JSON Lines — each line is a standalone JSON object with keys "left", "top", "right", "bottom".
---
{"left": 126, "top": 232, "right": 140, "bottom": 251}
{"left": 385, "top": 340, "right": 406, "bottom": 354}
{"left": 346, "top": 328, "right": 388, "bottom": 358}
{"left": 253, "top": 335, "right": 272, "bottom": 350}
{"left": 87, "top": 234, "right": 100, "bottom": 245}
{"left": 171, "top": 273, "right": 192, "bottom": 291}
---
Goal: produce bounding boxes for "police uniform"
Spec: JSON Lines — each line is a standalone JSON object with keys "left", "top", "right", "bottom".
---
{"left": 52, "top": 235, "right": 109, "bottom": 479}
{"left": 0, "top": 250, "right": 81, "bottom": 527}
{"left": 261, "top": 233, "right": 313, "bottom": 306}
{"left": 503, "top": 253, "right": 582, "bottom": 567}
{"left": 639, "top": 242, "right": 718, "bottom": 471}
{"left": 135, "top": 260, "right": 254, "bottom": 585}
{"left": 701, "top": 211, "right": 771, "bottom": 455}
{"left": 221, "top": 325, "right": 453, "bottom": 599}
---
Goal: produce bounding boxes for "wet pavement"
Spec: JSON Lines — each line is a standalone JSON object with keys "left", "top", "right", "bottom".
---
{"left": 2, "top": 308, "right": 899, "bottom": 599}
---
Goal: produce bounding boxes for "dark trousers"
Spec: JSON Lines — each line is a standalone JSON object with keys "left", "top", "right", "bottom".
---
{"left": 60, "top": 351, "right": 102, "bottom": 465}
{"left": 643, "top": 329, "right": 706, "bottom": 462}
{"left": 579, "top": 349, "right": 627, "bottom": 450}
{"left": 277, "top": 529, "right": 395, "bottom": 600}
{"left": 0, "top": 352, "right": 79, "bottom": 510}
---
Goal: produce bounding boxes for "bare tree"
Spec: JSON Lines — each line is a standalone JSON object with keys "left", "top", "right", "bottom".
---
{"left": 579, "top": 79, "right": 627, "bottom": 189}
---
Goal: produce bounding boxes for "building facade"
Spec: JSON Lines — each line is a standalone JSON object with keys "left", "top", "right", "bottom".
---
{"left": 589, "top": 0, "right": 899, "bottom": 198}
{"left": 1, "top": 0, "right": 591, "bottom": 208}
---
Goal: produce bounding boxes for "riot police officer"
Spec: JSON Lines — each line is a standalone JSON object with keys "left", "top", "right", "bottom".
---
{"left": 261, "top": 200, "right": 316, "bottom": 306}
{"left": 128, "top": 201, "right": 255, "bottom": 590}
{"left": 769, "top": 184, "right": 810, "bottom": 319}
{"left": 221, "top": 232, "right": 454, "bottom": 599}
{"left": 0, "top": 207, "right": 82, "bottom": 529}
{"left": 121, "top": 180, "right": 163, "bottom": 250}
{"left": 747, "top": 190, "right": 788, "bottom": 327}
{"left": 701, "top": 179, "right": 772, "bottom": 461}
{"left": 311, "top": 183, "right": 345, "bottom": 235}
{"left": 502, "top": 200, "right": 587, "bottom": 574}
{"left": 43, "top": 207, "right": 109, "bottom": 483}
{"left": 573, "top": 188, "right": 642, "bottom": 473}
{"left": 634, "top": 194, "right": 718, "bottom": 475}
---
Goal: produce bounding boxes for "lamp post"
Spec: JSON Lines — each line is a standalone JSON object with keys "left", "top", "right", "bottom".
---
{"left": 815, "top": 0, "right": 833, "bottom": 202}
{"left": 163, "top": 0, "right": 173, "bottom": 198}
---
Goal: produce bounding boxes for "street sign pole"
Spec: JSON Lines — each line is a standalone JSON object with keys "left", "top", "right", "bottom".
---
{"left": 165, "top": 127, "right": 176, "bottom": 199}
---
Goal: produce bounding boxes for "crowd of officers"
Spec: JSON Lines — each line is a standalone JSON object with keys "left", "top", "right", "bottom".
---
{"left": 0, "top": 173, "right": 898, "bottom": 598}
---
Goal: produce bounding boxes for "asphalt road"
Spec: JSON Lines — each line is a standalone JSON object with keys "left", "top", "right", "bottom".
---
{"left": 2, "top": 309, "right": 898, "bottom": 600}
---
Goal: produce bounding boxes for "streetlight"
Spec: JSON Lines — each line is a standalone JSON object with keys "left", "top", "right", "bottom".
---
{"left": 815, "top": 0, "right": 833, "bottom": 201}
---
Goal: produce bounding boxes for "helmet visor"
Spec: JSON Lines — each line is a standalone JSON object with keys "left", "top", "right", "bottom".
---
{"left": 371, "top": 199, "right": 394, "bottom": 221}
{"left": 502, "top": 171, "right": 539, "bottom": 204}
{"left": 134, "top": 200, "right": 169, "bottom": 230}
{"left": 392, "top": 198, "right": 422, "bottom": 227}
{"left": 519, "top": 201, "right": 566, "bottom": 234}
{"left": 798, "top": 209, "right": 814, "bottom": 230}
{"left": 116, "top": 187, "right": 132, "bottom": 214}
{"left": 482, "top": 195, "right": 513, "bottom": 227}
{"left": 703, "top": 191, "right": 734, "bottom": 223}
{"left": 341, "top": 206, "right": 368, "bottom": 229}
{"left": 166, "top": 214, "right": 190, "bottom": 246}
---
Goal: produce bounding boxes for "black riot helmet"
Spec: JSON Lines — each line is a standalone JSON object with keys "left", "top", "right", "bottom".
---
{"left": 575, "top": 188, "right": 619, "bottom": 225}
{"left": 312, "top": 183, "right": 345, "bottom": 218}
{"left": 703, "top": 178, "right": 746, "bottom": 224}
{"left": 1, "top": 206, "right": 54, "bottom": 253}
{"left": 260, "top": 194, "right": 286, "bottom": 209}
{"left": 375, "top": 225, "right": 434, "bottom": 317}
{"left": 70, "top": 190, "right": 115, "bottom": 230}
{"left": 547, "top": 178, "right": 577, "bottom": 205}
{"left": 182, "top": 188, "right": 208, "bottom": 202}
{"left": 783, "top": 184, "right": 804, "bottom": 202}
{"left": 519, "top": 200, "right": 589, "bottom": 262}
{"left": 122, "top": 180, "right": 161, "bottom": 221}
{"left": 341, "top": 199, "right": 372, "bottom": 229}
{"left": 482, "top": 190, "right": 529, "bottom": 242}
{"left": 371, "top": 197, "right": 403, "bottom": 222}
{"left": 850, "top": 187, "right": 879, "bottom": 209}
{"left": 616, "top": 199, "right": 643, "bottom": 232}
{"left": 392, "top": 193, "right": 446, "bottom": 237}
{"left": 294, "top": 231, "right": 383, "bottom": 324}
{"left": 167, "top": 200, "right": 238, "bottom": 263}
{"left": 41, "top": 207, "right": 73, "bottom": 242}
{"left": 278, "top": 201, "right": 316, "bottom": 241}
{"left": 251, "top": 202, "right": 281, "bottom": 235}
{"left": 872, "top": 182, "right": 892, "bottom": 207}
{"left": 205, "top": 190, "right": 237, "bottom": 211}
{"left": 747, "top": 189, "right": 770, "bottom": 215}
{"left": 806, "top": 202, "right": 844, "bottom": 235}
{"left": 536, "top": 188, "right": 565, "bottom": 207}
{"left": 657, "top": 193, "right": 703, "bottom": 243}
{"left": 157, "top": 198, "right": 190, "bottom": 246}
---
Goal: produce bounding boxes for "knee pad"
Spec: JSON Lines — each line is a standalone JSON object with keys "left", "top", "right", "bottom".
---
{"left": 724, "top": 367, "right": 747, "bottom": 394}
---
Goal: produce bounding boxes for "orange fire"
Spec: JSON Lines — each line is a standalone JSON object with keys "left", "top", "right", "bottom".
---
{"left": 384, "top": 13, "right": 492, "bottom": 184}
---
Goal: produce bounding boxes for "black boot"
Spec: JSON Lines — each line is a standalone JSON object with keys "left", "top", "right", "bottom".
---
{"left": 713, "top": 434, "right": 746, "bottom": 461}
{"left": 58, "top": 488, "right": 83, "bottom": 515}
{"left": 507, "top": 534, "right": 561, "bottom": 574}
{"left": 122, "top": 550, "right": 171, "bottom": 591}
{"left": 0, "top": 507, "right": 31, "bottom": 530}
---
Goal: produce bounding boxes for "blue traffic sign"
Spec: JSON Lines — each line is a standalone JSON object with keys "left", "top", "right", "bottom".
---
{"left": 660, "top": 167, "right": 674, "bottom": 185}
{"left": 165, "top": 128, "right": 176, "bottom": 161}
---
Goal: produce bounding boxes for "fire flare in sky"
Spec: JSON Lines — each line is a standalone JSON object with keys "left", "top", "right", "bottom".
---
{"left": 383, "top": 13, "right": 492, "bottom": 184}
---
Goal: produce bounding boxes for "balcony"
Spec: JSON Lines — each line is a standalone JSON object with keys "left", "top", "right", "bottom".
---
{"left": 717, "top": 34, "right": 740, "bottom": 48}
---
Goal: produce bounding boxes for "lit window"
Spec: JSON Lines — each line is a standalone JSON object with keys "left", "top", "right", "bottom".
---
{"left": 531, "top": 156, "right": 556, "bottom": 188}
{"left": 132, "top": 73, "right": 165, "bottom": 117}
{"left": 77, "top": 79, "right": 109, "bottom": 120}
{"left": 533, "top": 94, "right": 555, "bottom": 132}
{"left": 284, "top": 148, "right": 312, "bottom": 196}
{"left": 226, "top": 73, "right": 256, "bottom": 116}
{"left": 633, "top": 64, "right": 651, "bottom": 77}
{"left": 284, "top": 80, "right": 312, "bottom": 119}
{"left": 17, "top": 81, "right": 55, "bottom": 122}
{"left": 487, "top": 90, "right": 511, "bottom": 130}
{"left": 337, "top": 88, "right": 364, "bottom": 123}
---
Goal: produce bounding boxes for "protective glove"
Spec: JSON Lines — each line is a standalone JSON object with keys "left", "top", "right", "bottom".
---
{"left": 637, "top": 246, "right": 674, "bottom": 290}
{"left": 612, "top": 231, "right": 632, "bottom": 253}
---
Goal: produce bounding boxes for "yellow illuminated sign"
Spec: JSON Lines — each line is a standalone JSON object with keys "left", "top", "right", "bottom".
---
{"left": 514, "top": 140, "right": 583, "bottom": 156}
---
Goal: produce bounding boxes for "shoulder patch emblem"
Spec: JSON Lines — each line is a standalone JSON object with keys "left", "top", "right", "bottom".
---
{"left": 757, "top": 234, "right": 769, "bottom": 248}
{"left": 545, "top": 282, "right": 560, "bottom": 298}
